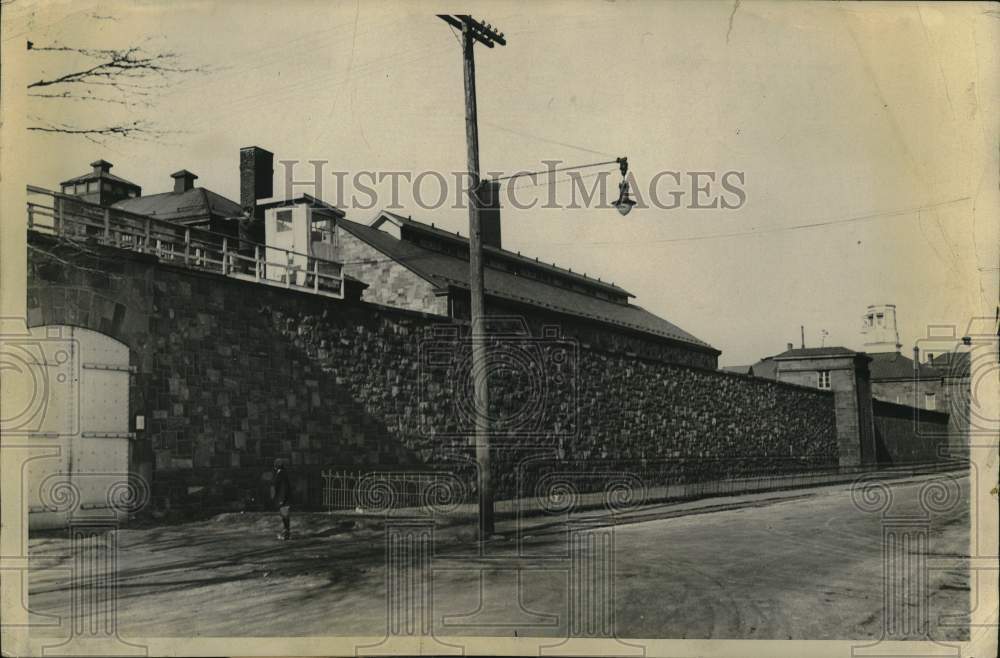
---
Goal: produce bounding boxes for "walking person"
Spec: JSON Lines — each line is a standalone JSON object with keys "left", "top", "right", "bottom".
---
{"left": 272, "top": 458, "right": 292, "bottom": 540}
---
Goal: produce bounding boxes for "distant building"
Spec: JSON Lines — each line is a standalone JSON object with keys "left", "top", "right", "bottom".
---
{"left": 60, "top": 160, "right": 141, "bottom": 206}
{"left": 862, "top": 304, "right": 943, "bottom": 411}
{"left": 730, "top": 305, "right": 949, "bottom": 412}
{"left": 59, "top": 146, "right": 720, "bottom": 368}
{"left": 861, "top": 303, "right": 902, "bottom": 351}
{"left": 929, "top": 340, "right": 974, "bottom": 456}
{"left": 113, "top": 169, "right": 243, "bottom": 232}
{"left": 771, "top": 347, "right": 876, "bottom": 465}
{"left": 729, "top": 346, "right": 879, "bottom": 391}
{"left": 328, "top": 210, "right": 720, "bottom": 368}
{"left": 868, "top": 348, "right": 943, "bottom": 410}
{"left": 226, "top": 145, "right": 721, "bottom": 368}
{"left": 59, "top": 158, "right": 243, "bottom": 234}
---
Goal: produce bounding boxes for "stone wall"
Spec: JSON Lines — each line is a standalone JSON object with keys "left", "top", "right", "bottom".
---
{"left": 941, "top": 377, "right": 970, "bottom": 460}
{"left": 872, "top": 399, "right": 951, "bottom": 464}
{"left": 335, "top": 228, "right": 448, "bottom": 315}
{"left": 27, "top": 234, "right": 839, "bottom": 513}
{"left": 773, "top": 354, "right": 877, "bottom": 466}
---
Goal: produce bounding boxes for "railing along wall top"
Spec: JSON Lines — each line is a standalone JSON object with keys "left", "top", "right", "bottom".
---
{"left": 26, "top": 185, "right": 345, "bottom": 299}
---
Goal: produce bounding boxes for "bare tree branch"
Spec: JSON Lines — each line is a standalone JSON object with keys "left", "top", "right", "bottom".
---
{"left": 28, "top": 121, "right": 163, "bottom": 137}
{"left": 28, "top": 44, "right": 205, "bottom": 89}
{"left": 28, "top": 90, "right": 151, "bottom": 107}
{"left": 27, "top": 39, "right": 208, "bottom": 141}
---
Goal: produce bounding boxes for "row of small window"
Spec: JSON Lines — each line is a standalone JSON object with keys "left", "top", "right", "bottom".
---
{"left": 62, "top": 180, "right": 138, "bottom": 198}
{"left": 274, "top": 210, "right": 335, "bottom": 243}
{"left": 863, "top": 313, "right": 885, "bottom": 328}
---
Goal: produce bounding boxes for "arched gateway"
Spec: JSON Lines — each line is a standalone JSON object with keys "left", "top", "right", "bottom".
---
{"left": 23, "top": 326, "right": 136, "bottom": 529}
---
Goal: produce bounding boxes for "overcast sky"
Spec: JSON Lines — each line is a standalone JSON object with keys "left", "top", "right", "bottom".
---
{"left": 10, "top": 0, "right": 998, "bottom": 365}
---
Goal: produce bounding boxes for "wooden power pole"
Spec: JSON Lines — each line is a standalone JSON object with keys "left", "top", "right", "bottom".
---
{"left": 437, "top": 15, "right": 505, "bottom": 540}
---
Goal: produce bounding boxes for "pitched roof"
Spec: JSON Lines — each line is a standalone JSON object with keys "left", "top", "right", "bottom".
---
{"left": 112, "top": 188, "right": 243, "bottom": 223}
{"left": 773, "top": 346, "right": 858, "bottom": 359}
{"left": 61, "top": 170, "right": 140, "bottom": 188}
{"left": 338, "top": 217, "right": 717, "bottom": 353}
{"left": 928, "top": 351, "right": 970, "bottom": 378}
{"left": 721, "top": 356, "right": 780, "bottom": 379}
{"left": 867, "top": 351, "right": 941, "bottom": 380}
{"left": 375, "top": 211, "right": 634, "bottom": 298}
{"left": 749, "top": 356, "right": 779, "bottom": 379}
{"left": 257, "top": 194, "right": 344, "bottom": 215}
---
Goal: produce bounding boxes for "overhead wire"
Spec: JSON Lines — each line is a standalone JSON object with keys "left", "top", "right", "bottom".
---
{"left": 528, "top": 196, "right": 971, "bottom": 248}
{"left": 329, "top": 196, "right": 968, "bottom": 268}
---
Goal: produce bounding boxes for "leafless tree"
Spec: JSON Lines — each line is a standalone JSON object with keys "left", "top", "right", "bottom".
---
{"left": 26, "top": 40, "right": 208, "bottom": 144}
{"left": 23, "top": 29, "right": 209, "bottom": 270}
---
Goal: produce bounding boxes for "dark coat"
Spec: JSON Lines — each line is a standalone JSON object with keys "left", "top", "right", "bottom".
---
{"left": 273, "top": 467, "right": 292, "bottom": 506}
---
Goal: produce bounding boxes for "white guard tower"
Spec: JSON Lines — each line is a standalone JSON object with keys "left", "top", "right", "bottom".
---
{"left": 262, "top": 194, "right": 341, "bottom": 287}
{"left": 861, "top": 303, "right": 902, "bottom": 352}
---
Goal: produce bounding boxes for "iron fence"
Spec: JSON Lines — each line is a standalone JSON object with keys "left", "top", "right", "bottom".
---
{"left": 321, "top": 469, "right": 472, "bottom": 514}
{"left": 321, "top": 459, "right": 965, "bottom": 516}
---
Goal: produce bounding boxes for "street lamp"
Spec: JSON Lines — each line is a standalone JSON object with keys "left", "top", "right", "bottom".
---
{"left": 613, "top": 157, "right": 636, "bottom": 216}
{"left": 492, "top": 156, "right": 637, "bottom": 216}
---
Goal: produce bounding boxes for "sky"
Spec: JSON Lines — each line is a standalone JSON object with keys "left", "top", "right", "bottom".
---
{"left": 6, "top": 0, "right": 998, "bottom": 365}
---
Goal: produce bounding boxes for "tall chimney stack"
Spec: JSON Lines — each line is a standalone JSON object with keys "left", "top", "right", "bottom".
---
{"left": 171, "top": 170, "right": 197, "bottom": 193}
{"left": 240, "top": 146, "right": 274, "bottom": 216}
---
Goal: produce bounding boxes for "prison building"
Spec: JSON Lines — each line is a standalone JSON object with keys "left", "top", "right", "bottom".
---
{"left": 327, "top": 211, "right": 719, "bottom": 369}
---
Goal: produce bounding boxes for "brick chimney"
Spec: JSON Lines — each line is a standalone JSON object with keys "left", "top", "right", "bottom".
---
{"left": 240, "top": 146, "right": 274, "bottom": 213}
{"left": 786, "top": 342, "right": 794, "bottom": 351}
{"left": 477, "top": 179, "right": 501, "bottom": 249}
{"left": 171, "top": 170, "right": 198, "bottom": 193}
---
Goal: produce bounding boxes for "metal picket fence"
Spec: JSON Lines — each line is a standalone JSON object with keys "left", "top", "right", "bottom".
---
{"left": 321, "top": 459, "right": 965, "bottom": 516}
{"left": 321, "top": 469, "right": 472, "bottom": 514}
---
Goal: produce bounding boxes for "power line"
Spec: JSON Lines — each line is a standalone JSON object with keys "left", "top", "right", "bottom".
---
{"left": 482, "top": 120, "right": 615, "bottom": 157}
{"left": 528, "top": 196, "right": 971, "bottom": 248}
{"left": 332, "top": 194, "right": 967, "bottom": 270}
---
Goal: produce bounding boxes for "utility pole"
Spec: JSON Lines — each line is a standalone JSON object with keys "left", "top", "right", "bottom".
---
{"left": 438, "top": 14, "right": 505, "bottom": 540}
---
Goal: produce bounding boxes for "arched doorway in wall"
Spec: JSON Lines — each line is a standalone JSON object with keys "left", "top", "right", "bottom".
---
{"left": 23, "top": 326, "right": 135, "bottom": 529}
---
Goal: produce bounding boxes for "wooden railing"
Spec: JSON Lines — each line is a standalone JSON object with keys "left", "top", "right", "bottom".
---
{"left": 26, "top": 185, "right": 345, "bottom": 299}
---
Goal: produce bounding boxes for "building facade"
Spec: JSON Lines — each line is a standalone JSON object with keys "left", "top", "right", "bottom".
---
{"left": 326, "top": 211, "right": 720, "bottom": 369}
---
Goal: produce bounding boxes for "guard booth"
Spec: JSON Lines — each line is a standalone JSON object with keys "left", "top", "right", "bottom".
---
{"left": 262, "top": 194, "right": 343, "bottom": 288}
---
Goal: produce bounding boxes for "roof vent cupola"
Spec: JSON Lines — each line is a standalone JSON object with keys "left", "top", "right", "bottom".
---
{"left": 171, "top": 170, "right": 198, "bottom": 193}
{"left": 91, "top": 159, "right": 113, "bottom": 176}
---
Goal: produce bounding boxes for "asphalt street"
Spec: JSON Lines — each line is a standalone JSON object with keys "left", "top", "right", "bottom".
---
{"left": 28, "top": 472, "right": 970, "bottom": 641}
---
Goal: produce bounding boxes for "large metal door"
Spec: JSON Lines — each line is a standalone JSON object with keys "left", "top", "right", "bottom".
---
{"left": 27, "top": 326, "right": 131, "bottom": 529}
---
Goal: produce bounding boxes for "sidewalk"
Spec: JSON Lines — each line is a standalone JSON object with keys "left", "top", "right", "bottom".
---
{"left": 328, "top": 460, "right": 968, "bottom": 528}
{"left": 26, "top": 467, "right": 969, "bottom": 640}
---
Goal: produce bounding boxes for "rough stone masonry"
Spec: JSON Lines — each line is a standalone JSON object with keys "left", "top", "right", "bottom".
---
{"left": 28, "top": 234, "right": 842, "bottom": 514}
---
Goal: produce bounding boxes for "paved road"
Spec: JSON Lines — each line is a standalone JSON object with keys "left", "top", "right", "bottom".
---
{"left": 28, "top": 472, "right": 969, "bottom": 641}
